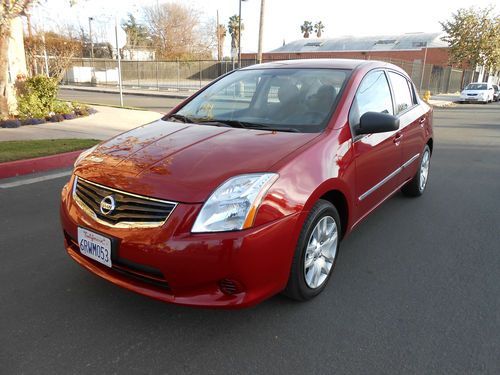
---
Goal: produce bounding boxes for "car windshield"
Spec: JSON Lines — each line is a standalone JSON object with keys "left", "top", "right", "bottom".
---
{"left": 171, "top": 68, "right": 350, "bottom": 133}
{"left": 465, "top": 83, "right": 487, "bottom": 90}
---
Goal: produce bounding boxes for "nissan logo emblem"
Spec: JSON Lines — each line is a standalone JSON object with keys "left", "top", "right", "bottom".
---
{"left": 100, "top": 195, "right": 116, "bottom": 215}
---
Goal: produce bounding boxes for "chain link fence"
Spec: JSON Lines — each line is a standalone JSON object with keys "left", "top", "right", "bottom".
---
{"left": 33, "top": 56, "right": 479, "bottom": 95}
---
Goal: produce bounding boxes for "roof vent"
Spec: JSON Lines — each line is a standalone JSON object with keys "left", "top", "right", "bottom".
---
{"left": 412, "top": 41, "right": 427, "bottom": 47}
{"left": 374, "top": 39, "right": 397, "bottom": 45}
{"left": 304, "top": 42, "right": 324, "bottom": 47}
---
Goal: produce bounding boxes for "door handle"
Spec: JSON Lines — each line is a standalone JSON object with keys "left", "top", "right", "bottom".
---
{"left": 393, "top": 132, "right": 403, "bottom": 143}
{"left": 419, "top": 117, "right": 426, "bottom": 125}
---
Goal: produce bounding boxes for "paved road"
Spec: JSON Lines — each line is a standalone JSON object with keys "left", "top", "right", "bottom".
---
{"left": 59, "top": 88, "right": 186, "bottom": 113}
{"left": 1, "top": 102, "right": 499, "bottom": 374}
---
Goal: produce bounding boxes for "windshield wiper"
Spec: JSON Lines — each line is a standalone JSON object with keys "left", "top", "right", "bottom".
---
{"left": 196, "top": 119, "right": 246, "bottom": 128}
{"left": 165, "top": 114, "right": 195, "bottom": 123}
{"left": 197, "top": 119, "right": 299, "bottom": 133}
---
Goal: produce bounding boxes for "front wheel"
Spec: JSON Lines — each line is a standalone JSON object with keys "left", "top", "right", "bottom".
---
{"left": 402, "top": 144, "right": 431, "bottom": 197}
{"left": 283, "top": 200, "right": 341, "bottom": 301}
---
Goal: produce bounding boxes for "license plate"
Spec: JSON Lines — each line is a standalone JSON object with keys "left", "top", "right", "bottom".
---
{"left": 78, "top": 227, "right": 112, "bottom": 267}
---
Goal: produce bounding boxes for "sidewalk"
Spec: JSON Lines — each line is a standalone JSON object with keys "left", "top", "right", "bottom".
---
{"left": 61, "top": 84, "right": 193, "bottom": 99}
{"left": 428, "top": 93, "right": 459, "bottom": 108}
{"left": 0, "top": 105, "right": 162, "bottom": 141}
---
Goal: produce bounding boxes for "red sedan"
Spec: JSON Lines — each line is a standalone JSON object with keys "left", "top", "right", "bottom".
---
{"left": 60, "top": 59, "right": 433, "bottom": 308}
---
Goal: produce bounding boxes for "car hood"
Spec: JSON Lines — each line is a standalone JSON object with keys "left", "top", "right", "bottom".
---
{"left": 75, "top": 119, "right": 318, "bottom": 203}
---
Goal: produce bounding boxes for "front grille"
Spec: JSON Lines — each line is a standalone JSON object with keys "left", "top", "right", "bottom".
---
{"left": 74, "top": 177, "right": 176, "bottom": 227}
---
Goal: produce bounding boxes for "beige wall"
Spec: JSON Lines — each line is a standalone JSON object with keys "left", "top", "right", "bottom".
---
{"left": 7, "top": 17, "right": 27, "bottom": 113}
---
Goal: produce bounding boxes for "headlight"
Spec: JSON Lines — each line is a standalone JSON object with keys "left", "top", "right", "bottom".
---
{"left": 74, "top": 145, "right": 98, "bottom": 167}
{"left": 192, "top": 173, "right": 278, "bottom": 233}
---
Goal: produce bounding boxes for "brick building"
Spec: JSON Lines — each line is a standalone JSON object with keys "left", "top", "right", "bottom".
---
{"left": 242, "top": 32, "right": 451, "bottom": 66}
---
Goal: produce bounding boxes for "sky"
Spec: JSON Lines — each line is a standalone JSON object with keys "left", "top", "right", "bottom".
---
{"left": 31, "top": 0, "right": 497, "bottom": 56}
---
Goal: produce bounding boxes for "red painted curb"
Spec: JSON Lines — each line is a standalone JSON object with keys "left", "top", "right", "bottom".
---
{"left": 0, "top": 149, "right": 83, "bottom": 179}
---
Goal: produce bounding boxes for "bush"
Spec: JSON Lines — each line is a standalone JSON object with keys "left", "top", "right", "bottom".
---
{"left": 48, "top": 114, "right": 65, "bottom": 122}
{"left": 17, "top": 92, "right": 47, "bottom": 119}
{"left": 63, "top": 113, "right": 77, "bottom": 120}
{"left": 16, "top": 75, "right": 59, "bottom": 119}
{"left": 72, "top": 101, "right": 95, "bottom": 117}
{"left": 0, "top": 119, "right": 21, "bottom": 128}
{"left": 52, "top": 100, "right": 73, "bottom": 115}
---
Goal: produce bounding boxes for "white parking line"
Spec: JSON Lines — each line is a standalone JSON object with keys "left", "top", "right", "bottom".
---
{"left": 0, "top": 170, "right": 72, "bottom": 189}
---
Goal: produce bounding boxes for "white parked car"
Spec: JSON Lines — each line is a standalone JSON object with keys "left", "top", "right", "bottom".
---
{"left": 459, "top": 82, "right": 495, "bottom": 104}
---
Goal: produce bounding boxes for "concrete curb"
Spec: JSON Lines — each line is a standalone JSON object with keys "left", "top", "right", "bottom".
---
{"left": 428, "top": 100, "right": 456, "bottom": 108}
{"left": 0, "top": 150, "right": 82, "bottom": 179}
{"left": 60, "top": 85, "right": 191, "bottom": 99}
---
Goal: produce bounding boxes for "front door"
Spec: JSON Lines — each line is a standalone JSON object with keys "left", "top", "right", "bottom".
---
{"left": 349, "top": 70, "right": 403, "bottom": 221}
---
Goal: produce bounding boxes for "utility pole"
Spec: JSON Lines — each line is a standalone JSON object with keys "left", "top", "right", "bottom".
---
{"left": 217, "top": 10, "right": 221, "bottom": 61}
{"left": 419, "top": 42, "right": 428, "bottom": 92}
{"left": 257, "top": 0, "right": 265, "bottom": 64}
{"left": 114, "top": 16, "right": 124, "bottom": 107}
{"left": 238, "top": 0, "right": 248, "bottom": 68}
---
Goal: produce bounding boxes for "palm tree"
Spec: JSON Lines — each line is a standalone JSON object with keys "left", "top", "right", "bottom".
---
{"left": 300, "top": 21, "right": 313, "bottom": 38}
{"left": 314, "top": 21, "right": 325, "bottom": 38}
{"left": 228, "top": 15, "right": 243, "bottom": 56}
{"left": 216, "top": 24, "right": 227, "bottom": 61}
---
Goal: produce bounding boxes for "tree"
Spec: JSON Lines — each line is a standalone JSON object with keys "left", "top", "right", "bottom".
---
{"left": 1, "top": 0, "right": 36, "bottom": 118}
{"left": 314, "top": 21, "right": 325, "bottom": 38}
{"left": 24, "top": 31, "right": 81, "bottom": 80}
{"left": 228, "top": 15, "right": 243, "bottom": 55}
{"left": 300, "top": 21, "right": 313, "bottom": 38}
{"left": 144, "top": 2, "right": 214, "bottom": 59}
{"left": 216, "top": 24, "right": 226, "bottom": 61}
{"left": 122, "top": 13, "right": 150, "bottom": 50}
{"left": 441, "top": 6, "right": 500, "bottom": 73}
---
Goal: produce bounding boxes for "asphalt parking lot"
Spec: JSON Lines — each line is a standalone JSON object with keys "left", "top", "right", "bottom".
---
{"left": 1, "top": 102, "right": 499, "bottom": 374}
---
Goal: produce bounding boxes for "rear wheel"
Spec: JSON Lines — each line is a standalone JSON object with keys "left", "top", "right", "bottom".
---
{"left": 283, "top": 200, "right": 341, "bottom": 301}
{"left": 402, "top": 144, "right": 431, "bottom": 197}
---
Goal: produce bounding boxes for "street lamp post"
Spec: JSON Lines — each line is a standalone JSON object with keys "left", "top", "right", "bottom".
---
{"left": 88, "top": 17, "right": 94, "bottom": 61}
{"left": 88, "top": 17, "right": 96, "bottom": 85}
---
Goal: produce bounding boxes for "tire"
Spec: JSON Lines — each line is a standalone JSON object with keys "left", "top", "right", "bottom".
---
{"left": 283, "top": 199, "right": 341, "bottom": 301}
{"left": 402, "top": 144, "right": 431, "bottom": 197}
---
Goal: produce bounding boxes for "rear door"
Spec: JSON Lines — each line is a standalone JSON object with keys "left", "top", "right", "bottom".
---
{"left": 387, "top": 71, "right": 427, "bottom": 182}
{"left": 349, "top": 70, "right": 402, "bottom": 220}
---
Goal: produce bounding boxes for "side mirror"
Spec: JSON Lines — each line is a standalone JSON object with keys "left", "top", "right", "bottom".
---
{"left": 357, "top": 112, "right": 400, "bottom": 135}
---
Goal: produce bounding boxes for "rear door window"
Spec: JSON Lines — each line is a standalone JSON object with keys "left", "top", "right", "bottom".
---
{"left": 388, "top": 72, "right": 414, "bottom": 114}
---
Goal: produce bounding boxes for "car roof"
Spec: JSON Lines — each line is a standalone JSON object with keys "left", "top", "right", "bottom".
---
{"left": 240, "top": 58, "right": 388, "bottom": 71}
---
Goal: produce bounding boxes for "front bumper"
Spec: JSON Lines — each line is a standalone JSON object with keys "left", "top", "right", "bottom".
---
{"left": 60, "top": 177, "right": 301, "bottom": 308}
{"left": 460, "top": 95, "right": 485, "bottom": 102}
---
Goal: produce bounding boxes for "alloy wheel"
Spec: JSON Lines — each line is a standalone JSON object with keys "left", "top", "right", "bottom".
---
{"left": 304, "top": 216, "right": 338, "bottom": 289}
